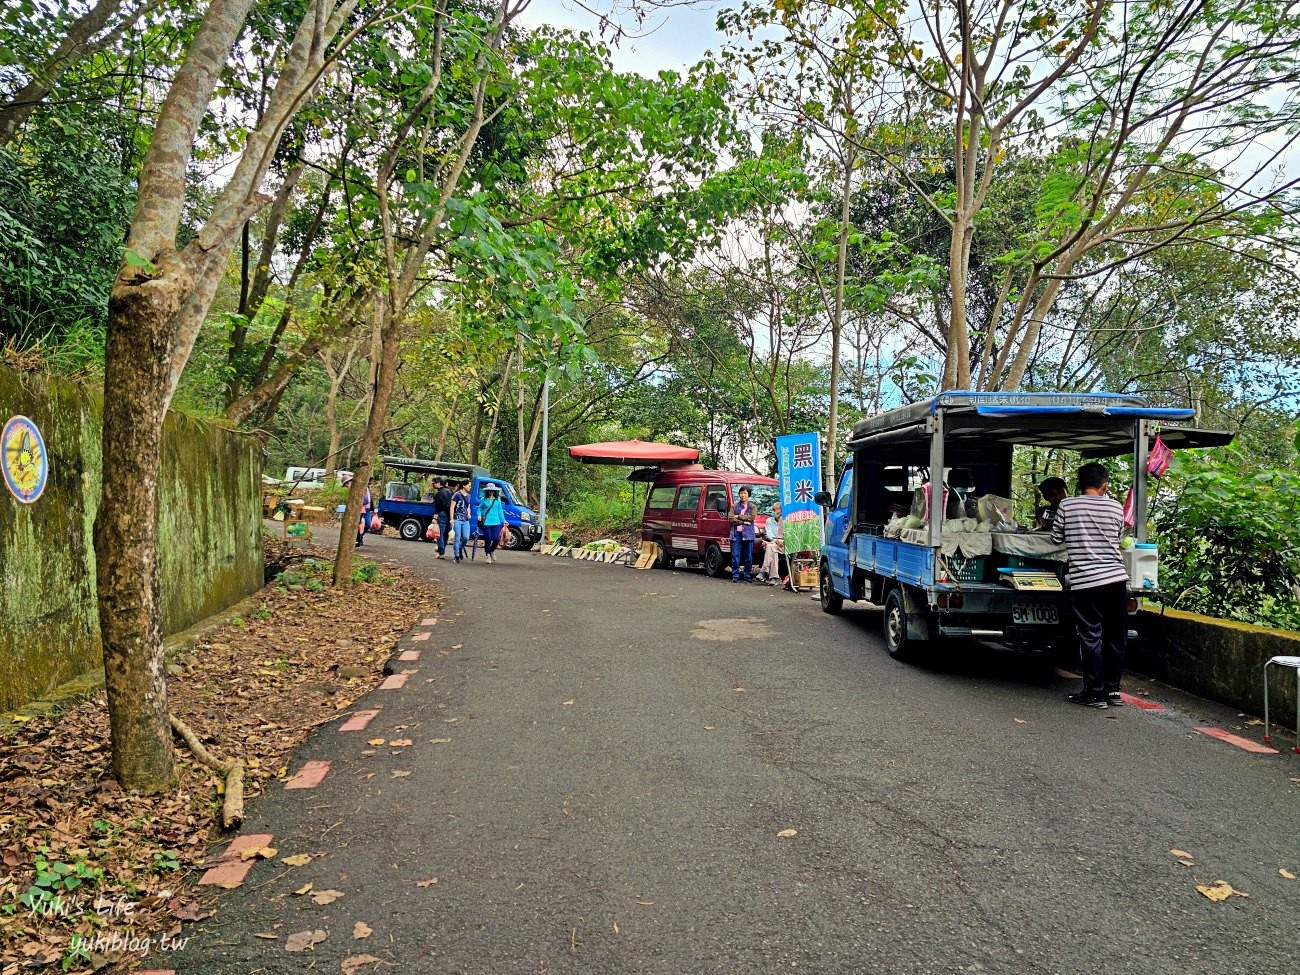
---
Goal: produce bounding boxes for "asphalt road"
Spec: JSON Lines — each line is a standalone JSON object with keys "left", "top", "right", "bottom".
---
{"left": 166, "top": 529, "right": 1300, "bottom": 975}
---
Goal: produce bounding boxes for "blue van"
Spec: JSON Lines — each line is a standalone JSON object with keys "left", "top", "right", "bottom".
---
{"left": 376, "top": 456, "right": 542, "bottom": 550}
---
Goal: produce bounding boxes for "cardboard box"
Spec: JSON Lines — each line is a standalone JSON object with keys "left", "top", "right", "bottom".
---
{"left": 792, "top": 564, "right": 819, "bottom": 589}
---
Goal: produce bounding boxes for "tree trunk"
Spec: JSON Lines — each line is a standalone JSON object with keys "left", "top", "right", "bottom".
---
{"left": 334, "top": 295, "right": 403, "bottom": 586}
{"left": 469, "top": 392, "right": 485, "bottom": 465}
{"left": 0, "top": 0, "right": 131, "bottom": 146}
{"left": 95, "top": 271, "right": 184, "bottom": 792}
{"left": 433, "top": 392, "right": 459, "bottom": 461}
{"left": 515, "top": 333, "right": 528, "bottom": 497}
{"left": 825, "top": 151, "right": 854, "bottom": 493}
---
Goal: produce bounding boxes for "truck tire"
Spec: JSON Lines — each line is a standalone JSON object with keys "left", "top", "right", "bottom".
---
{"left": 503, "top": 526, "right": 525, "bottom": 550}
{"left": 704, "top": 543, "right": 727, "bottom": 578}
{"left": 398, "top": 518, "right": 423, "bottom": 541}
{"left": 819, "top": 558, "right": 843, "bottom": 615}
{"left": 883, "top": 587, "right": 918, "bottom": 661}
{"left": 653, "top": 537, "right": 673, "bottom": 569}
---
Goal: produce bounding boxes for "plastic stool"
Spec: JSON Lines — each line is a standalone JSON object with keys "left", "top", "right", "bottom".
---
{"left": 1263, "top": 655, "right": 1300, "bottom": 753}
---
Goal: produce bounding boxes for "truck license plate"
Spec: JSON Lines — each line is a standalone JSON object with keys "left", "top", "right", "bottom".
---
{"left": 1012, "top": 603, "right": 1059, "bottom": 625}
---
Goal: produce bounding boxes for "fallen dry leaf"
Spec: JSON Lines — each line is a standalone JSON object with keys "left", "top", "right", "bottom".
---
{"left": 341, "top": 954, "right": 383, "bottom": 975}
{"left": 312, "top": 888, "right": 345, "bottom": 905}
{"left": 353, "top": 921, "right": 373, "bottom": 939}
{"left": 636, "top": 900, "right": 654, "bottom": 906}
{"left": 1178, "top": 860, "right": 1195, "bottom": 868}
{"left": 1013, "top": 718, "right": 1027, "bottom": 724}
{"left": 239, "top": 845, "right": 277, "bottom": 861}
{"left": 391, "top": 769, "right": 411, "bottom": 778}
{"left": 282, "top": 853, "right": 313, "bottom": 867}
{"left": 367, "top": 738, "right": 386, "bottom": 746}
{"left": 285, "top": 928, "right": 328, "bottom": 952}
{"left": 428, "top": 737, "right": 452, "bottom": 744}
{"left": 416, "top": 877, "right": 439, "bottom": 887}
{"left": 293, "top": 883, "right": 313, "bottom": 895}
{"left": 776, "top": 829, "right": 798, "bottom": 838}
{"left": 254, "top": 932, "right": 278, "bottom": 940}
{"left": 1196, "top": 881, "right": 1248, "bottom": 902}
{"left": 0, "top": 539, "right": 443, "bottom": 972}
{"left": 563, "top": 700, "right": 575, "bottom": 706}
{"left": 1169, "top": 848, "right": 1193, "bottom": 860}
{"left": 388, "top": 739, "right": 413, "bottom": 747}
{"left": 1281, "top": 869, "right": 1296, "bottom": 880}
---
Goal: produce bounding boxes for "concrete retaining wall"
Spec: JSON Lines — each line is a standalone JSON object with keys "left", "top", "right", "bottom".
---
{"left": 0, "top": 368, "right": 263, "bottom": 711}
{"left": 1134, "top": 606, "right": 1300, "bottom": 731}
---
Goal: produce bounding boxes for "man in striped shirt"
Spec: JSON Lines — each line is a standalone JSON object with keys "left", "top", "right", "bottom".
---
{"left": 1051, "top": 462, "right": 1130, "bottom": 709}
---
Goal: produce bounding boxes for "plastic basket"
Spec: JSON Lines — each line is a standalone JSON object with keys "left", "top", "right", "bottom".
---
{"left": 945, "top": 554, "right": 985, "bottom": 583}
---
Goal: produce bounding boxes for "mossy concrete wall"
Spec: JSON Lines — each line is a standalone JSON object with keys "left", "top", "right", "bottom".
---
{"left": 1134, "top": 606, "right": 1300, "bottom": 731}
{"left": 0, "top": 368, "right": 262, "bottom": 711}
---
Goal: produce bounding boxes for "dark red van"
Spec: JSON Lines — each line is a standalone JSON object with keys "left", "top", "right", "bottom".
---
{"left": 640, "top": 466, "right": 780, "bottom": 576}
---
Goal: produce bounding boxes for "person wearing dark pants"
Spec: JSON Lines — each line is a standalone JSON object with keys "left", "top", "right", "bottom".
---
{"left": 729, "top": 485, "right": 756, "bottom": 582}
{"left": 478, "top": 483, "right": 506, "bottom": 565}
{"left": 1052, "top": 462, "right": 1130, "bottom": 709}
{"left": 432, "top": 477, "right": 452, "bottom": 559}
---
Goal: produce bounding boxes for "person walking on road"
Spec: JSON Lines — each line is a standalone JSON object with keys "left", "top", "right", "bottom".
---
{"left": 432, "top": 476, "right": 453, "bottom": 559}
{"left": 451, "top": 480, "right": 471, "bottom": 562}
{"left": 729, "top": 485, "right": 756, "bottom": 583}
{"left": 357, "top": 484, "right": 373, "bottom": 547}
{"left": 478, "top": 483, "right": 506, "bottom": 564}
{"left": 1052, "top": 462, "right": 1129, "bottom": 709}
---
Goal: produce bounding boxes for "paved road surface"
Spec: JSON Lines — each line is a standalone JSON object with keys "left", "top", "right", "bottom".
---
{"left": 167, "top": 529, "right": 1299, "bottom": 974}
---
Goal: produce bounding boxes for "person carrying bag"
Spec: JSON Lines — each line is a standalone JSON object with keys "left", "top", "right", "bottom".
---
{"left": 478, "top": 483, "right": 506, "bottom": 564}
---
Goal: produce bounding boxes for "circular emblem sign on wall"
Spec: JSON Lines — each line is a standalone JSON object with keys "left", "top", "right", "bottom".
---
{"left": 2, "top": 414, "right": 48, "bottom": 503}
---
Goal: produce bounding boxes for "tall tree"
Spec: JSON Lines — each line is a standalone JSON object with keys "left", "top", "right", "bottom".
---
{"left": 95, "top": 0, "right": 374, "bottom": 792}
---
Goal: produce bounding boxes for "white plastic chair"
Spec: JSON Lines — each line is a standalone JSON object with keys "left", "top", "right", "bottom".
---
{"left": 1263, "top": 655, "right": 1300, "bottom": 753}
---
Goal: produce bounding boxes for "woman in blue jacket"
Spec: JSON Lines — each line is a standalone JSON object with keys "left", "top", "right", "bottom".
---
{"left": 478, "top": 483, "right": 506, "bottom": 564}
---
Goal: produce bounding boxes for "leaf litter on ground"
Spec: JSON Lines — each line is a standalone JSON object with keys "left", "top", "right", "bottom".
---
{"left": 0, "top": 539, "right": 439, "bottom": 974}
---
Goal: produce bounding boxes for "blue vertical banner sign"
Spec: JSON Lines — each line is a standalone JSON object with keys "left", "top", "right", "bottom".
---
{"left": 775, "top": 432, "right": 823, "bottom": 555}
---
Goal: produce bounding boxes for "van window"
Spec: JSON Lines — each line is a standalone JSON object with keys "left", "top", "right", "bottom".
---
{"left": 675, "top": 485, "right": 701, "bottom": 511}
{"left": 647, "top": 486, "right": 677, "bottom": 509}
{"left": 703, "top": 485, "right": 729, "bottom": 515}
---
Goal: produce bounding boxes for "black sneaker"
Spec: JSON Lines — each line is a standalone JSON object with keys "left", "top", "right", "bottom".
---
{"left": 1105, "top": 692, "right": 1125, "bottom": 707}
{"left": 1067, "top": 693, "right": 1108, "bottom": 709}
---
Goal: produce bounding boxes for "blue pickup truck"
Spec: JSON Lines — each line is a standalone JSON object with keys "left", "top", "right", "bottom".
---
{"left": 376, "top": 456, "right": 542, "bottom": 550}
{"left": 815, "top": 392, "right": 1231, "bottom": 660}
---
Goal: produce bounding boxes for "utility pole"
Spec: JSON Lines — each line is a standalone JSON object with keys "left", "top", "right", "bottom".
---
{"left": 538, "top": 374, "right": 549, "bottom": 543}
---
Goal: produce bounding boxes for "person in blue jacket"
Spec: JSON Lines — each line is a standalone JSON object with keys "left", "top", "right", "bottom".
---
{"left": 478, "top": 483, "right": 506, "bottom": 564}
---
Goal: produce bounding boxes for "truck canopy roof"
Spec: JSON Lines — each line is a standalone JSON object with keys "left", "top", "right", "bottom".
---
{"left": 847, "top": 392, "right": 1231, "bottom": 456}
{"left": 381, "top": 456, "right": 490, "bottom": 481}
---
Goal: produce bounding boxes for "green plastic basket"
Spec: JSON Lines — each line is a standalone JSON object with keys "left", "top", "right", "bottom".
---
{"left": 946, "top": 554, "right": 985, "bottom": 583}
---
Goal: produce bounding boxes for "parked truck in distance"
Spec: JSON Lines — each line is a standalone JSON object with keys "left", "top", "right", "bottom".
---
{"left": 375, "top": 456, "right": 542, "bottom": 549}
{"left": 816, "top": 392, "right": 1231, "bottom": 661}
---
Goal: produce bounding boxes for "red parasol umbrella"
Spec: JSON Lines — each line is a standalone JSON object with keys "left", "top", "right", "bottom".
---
{"left": 567, "top": 440, "right": 700, "bottom": 466}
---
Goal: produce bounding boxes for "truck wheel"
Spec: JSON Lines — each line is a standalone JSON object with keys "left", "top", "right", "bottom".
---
{"left": 653, "top": 537, "right": 673, "bottom": 569}
{"left": 704, "top": 543, "right": 727, "bottom": 578}
{"left": 503, "top": 526, "right": 525, "bottom": 550}
{"left": 398, "top": 518, "right": 423, "bottom": 541}
{"left": 819, "top": 559, "right": 843, "bottom": 615}
{"left": 883, "top": 587, "right": 915, "bottom": 661}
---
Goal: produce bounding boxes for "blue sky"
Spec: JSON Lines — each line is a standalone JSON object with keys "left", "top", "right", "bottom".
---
{"left": 518, "top": 0, "right": 728, "bottom": 76}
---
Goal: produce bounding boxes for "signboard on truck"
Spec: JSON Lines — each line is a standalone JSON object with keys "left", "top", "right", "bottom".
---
{"left": 775, "top": 432, "right": 824, "bottom": 555}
